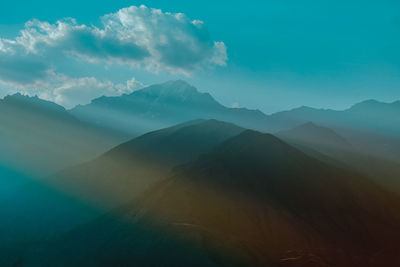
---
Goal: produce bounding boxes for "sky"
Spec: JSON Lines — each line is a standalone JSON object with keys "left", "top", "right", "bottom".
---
{"left": 0, "top": 0, "right": 399, "bottom": 113}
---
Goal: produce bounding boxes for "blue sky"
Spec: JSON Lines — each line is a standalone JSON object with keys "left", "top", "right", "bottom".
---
{"left": 0, "top": 0, "right": 399, "bottom": 113}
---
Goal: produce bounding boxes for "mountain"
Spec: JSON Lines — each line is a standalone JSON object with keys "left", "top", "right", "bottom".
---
{"left": 269, "top": 100, "right": 400, "bottom": 162}
{"left": 30, "top": 130, "right": 400, "bottom": 266}
{"left": 0, "top": 93, "right": 123, "bottom": 175}
{"left": 69, "top": 80, "right": 269, "bottom": 137}
{"left": 277, "top": 122, "right": 400, "bottom": 193}
{"left": 48, "top": 119, "right": 245, "bottom": 209}
{"left": 277, "top": 121, "right": 351, "bottom": 150}
{"left": 270, "top": 99, "right": 400, "bottom": 135}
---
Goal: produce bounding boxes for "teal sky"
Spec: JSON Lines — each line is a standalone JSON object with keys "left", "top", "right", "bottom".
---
{"left": 0, "top": 0, "right": 399, "bottom": 113}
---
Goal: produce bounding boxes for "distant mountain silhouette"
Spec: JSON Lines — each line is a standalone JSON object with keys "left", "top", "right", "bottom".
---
{"left": 0, "top": 93, "right": 123, "bottom": 175}
{"left": 70, "top": 80, "right": 269, "bottom": 137}
{"left": 49, "top": 119, "right": 245, "bottom": 208}
{"left": 70, "top": 80, "right": 400, "bottom": 163}
{"left": 32, "top": 130, "right": 400, "bottom": 266}
{"left": 269, "top": 100, "right": 400, "bottom": 162}
{"left": 270, "top": 99, "right": 400, "bottom": 135}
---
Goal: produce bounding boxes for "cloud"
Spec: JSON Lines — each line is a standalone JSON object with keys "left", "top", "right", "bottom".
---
{"left": 1, "top": 73, "right": 144, "bottom": 108}
{"left": 0, "top": 5, "right": 227, "bottom": 77}
{"left": 45, "top": 75, "right": 144, "bottom": 108}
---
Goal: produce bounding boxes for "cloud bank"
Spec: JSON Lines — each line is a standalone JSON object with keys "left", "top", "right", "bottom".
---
{"left": 0, "top": 5, "right": 227, "bottom": 107}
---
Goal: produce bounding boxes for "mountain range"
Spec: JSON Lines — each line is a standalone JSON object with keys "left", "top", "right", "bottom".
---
{"left": 1, "top": 80, "right": 400, "bottom": 266}
{"left": 70, "top": 80, "right": 400, "bottom": 162}
{"left": 2, "top": 80, "right": 400, "bottom": 176}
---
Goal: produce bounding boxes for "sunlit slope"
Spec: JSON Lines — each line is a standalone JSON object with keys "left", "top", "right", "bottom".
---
{"left": 0, "top": 93, "right": 124, "bottom": 175}
{"left": 49, "top": 119, "right": 245, "bottom": 208}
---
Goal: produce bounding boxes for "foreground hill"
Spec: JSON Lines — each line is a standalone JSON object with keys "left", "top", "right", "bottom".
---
{"left": 30, "top": 130, "right": 400, "bottom": 266}
{"left": 0, "top": 120, "right": 244, "bottom": 266}
{"left": 0, "top": 94, "right": 123, "bottom": 175}
{"left": 49, "top": 119, "right": 245, "bottom": 208}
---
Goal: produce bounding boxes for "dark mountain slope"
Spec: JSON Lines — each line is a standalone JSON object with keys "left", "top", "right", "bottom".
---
{"left": 277, "top": 122, "right": 400, "bottom": 193}
{"left": 133, "top": 131, "right": 400, "bottom": 266}
{"left": 0, "top": 168, "right": 101, "bottom": 267}
{"left": 70, "top": 80, "right": 269, "bottom": 137}
{"left": 49, "top": 119, "right": 245, "bottom": 208}
{"left": 33, "top": 130, "right": 400, "bottom": 267}
{"left": 0, "top": 93, "right": 123, "bottom": 175}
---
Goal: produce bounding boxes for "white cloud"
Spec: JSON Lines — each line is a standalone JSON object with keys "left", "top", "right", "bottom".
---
{"left": 1, "top": 73, "right": 144, "bottom": 108}
{"left": 0, "top": 5, "right": 227, "bottom": 75}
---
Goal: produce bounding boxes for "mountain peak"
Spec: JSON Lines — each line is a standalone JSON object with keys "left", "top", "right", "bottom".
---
{"left": 349, "top": 99, "right": 400, "bottom": 110}
{"left": 162, "top": 79, "right": 194, "bottom": 88}
{"left": 350, "top": 99, "right": 381, "bottom": 109}
{"left": 277, "top": 121, "right": 351, "bottom": 149}
{"left": 2, "top": 93, "right": 68, "bottom": 114}
{"left": 299, "top": 121, "right": 318, "bottom": 128}
{"left": 138, "top": 80, "right": 199, "bottom": 96}
{"left": 214, "top": 130, "right": 286, "bottom": 156}
{"left": 3, "top": 93, "right": 38, "bottom": 102}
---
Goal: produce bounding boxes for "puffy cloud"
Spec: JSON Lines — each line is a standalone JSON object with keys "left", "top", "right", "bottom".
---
{"left": 1, "top": 5, "right": 227, "bottom": 75}
{"left": 14, "top": 18, "right": 150, "bottom": 64}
